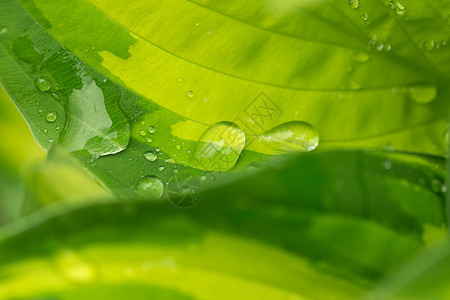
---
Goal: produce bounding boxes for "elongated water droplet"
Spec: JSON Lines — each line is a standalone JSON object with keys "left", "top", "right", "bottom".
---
{"left": 35, "top": 76, "right": 51, "bottom": 92}
{"left": 137, "top": 176, "right": 164, "bottom": 199}
{"left": 192, "top": 121, "right": 245, "bottom": 171}
{"left": 45, "top": 111, "right": 58, "bottom": 123}
{"left": 348, "top": 0, "right": 359, "bottom": 9}
{"left": 143, "top": 150, "right": 157, "bottom": 162}
{"left": 409, "top": 84, "right": 437, "bottom": 104}
{"left": 52, "top": 92, "right": 62, "bottom": 101}
{"left": 422, "top": 41, "right": 435, "bottom": 51}
{"left": 258, "top": 121, "right": 319, "bottom": 153}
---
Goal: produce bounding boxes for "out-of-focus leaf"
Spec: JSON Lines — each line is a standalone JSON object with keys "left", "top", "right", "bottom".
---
{"left": 0, "top": 0, "right": 449, "bottom": 198}
{"left": 0, "top": 150, "right": 445, "bottom": 299}
{"left": 362, "top": 240, "right": 450, "bottom": 300}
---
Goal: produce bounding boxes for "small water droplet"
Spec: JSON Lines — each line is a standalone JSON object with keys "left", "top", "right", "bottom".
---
{"left": 361, "top": 13, "right": 369, "bottom": 24}
{"left": 352, "top": 52, "right": 370, "bottom": 63}
{"left": 187, "top": 90, "right": 194, "bottom": 98}
{"left": 155, "top": 147, "right": 160, "bottom": 152}
{"left": 200, "top": 175, "right": 207, "bottom": 181}
{"left": 140, "top": 121, "right": 146, "bottom": 126}
{"left": 369, "top": 39, "right": 387, "bottom": 52}
{"left": 48, "top": 138, "right": 54, "bottom": 143}
{"left": 136, "top": 176, "right": 164, "bottom": 199}
{"left": 388, "top": 0, "right": 406, "bottom": 17}
{"left": 348, "top": 0, "right": 359, "bottom": 9}
{"left": 35, "top": 76, "right": 51, "bottom": 92}
{"left": 408, "top": 84, "right": 437, "bottom": 104}
{"left": 247, "top": 161, "right": 261, "bottom": 171}
{"left": 173, "top": 168, "right": 179, "bottom": 174}
{"left": 139, "top": 130, "right": 147, "bottom": 136}
{"left": 258, "top": 121, "right": 319, "bottom": 153}
{"left": 383, "top": 159, "right": 392, "bottom": 170}
{"left": 143, "top": 150, "right": 157, "bottom": 162}
{"left": 349, "top": 81, "right": 361, "bottom": 90}
{"left": 148, "top": 126, "right": 155, "bottom": 133}
{"left": 43, "top": 128, "right": 48, "bottom": 134}
{"left": 45, "top": 111, "right": 58, "bottom": 123}
{"left": 176, "top": 145, "right": 181, "bottom": 150}
{"left": 147, "top": 137, "right": 153, "bottom": 143}
{"left": 158, "top": 166, "right": 165, "bottom": 171}
{"left": 423, "top": 41, "right": 435, "bottom": 51}
{"left": 51, "top": 92, "right": 62, "bottom": 101}
{"left": 431, "top": 178, "right": 443, "bottom": 193}
{"left": 36, "top": 101, "right": 40, "bottom": 106}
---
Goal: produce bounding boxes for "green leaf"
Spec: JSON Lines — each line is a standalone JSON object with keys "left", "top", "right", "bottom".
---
{"left": 0, "top": 0, "right": 449, "bottom": 196}
{"left": 0, "top": 150, "right": 445, "bottom": 299}
{"left": 362, "top": 241, "right": 450, "bottom": 299}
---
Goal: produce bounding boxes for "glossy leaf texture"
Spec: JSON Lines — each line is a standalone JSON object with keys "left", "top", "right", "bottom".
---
{"left": 0, "top": 150, "right": 446, "bottom": 299}
{"left": 0, "top": 0, "right": 449, "bottom": 196}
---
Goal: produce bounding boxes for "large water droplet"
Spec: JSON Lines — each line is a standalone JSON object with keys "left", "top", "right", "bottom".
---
{"left": 35, "top": 76, "right": 51, "bottom": 92}
{"left": 137, "top": 176, "right": 164, "bottom": 199}
{"left": 59, "top": 76, "right": 130, "bottom": 158}
{"left": 143, "top": 150, "right": 157, "bottom": 162}
{"left": 45, "top": 111, "right": 58, "bottom": 123}
{"left": 192, "top": 121, "right": 245, "bottom": 171}
{"left": 409, "top": 84, "right": 437, "bottom": 104}
{"left": 258, "top": 121, "right": 319, "bottom": 153}
{"left": 348, "top": 0, "right": 359, "bottom": 9}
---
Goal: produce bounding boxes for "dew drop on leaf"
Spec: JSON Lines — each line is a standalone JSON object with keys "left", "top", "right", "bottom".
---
{"left": 51, "top": 92, "right": 62, "bottom": 101}
{"left": 352, "top": 52, "right": 370, "bottom": 63}
{"left": 143, "top": 150, "right": 157, "bottom": 162}
{"left": 388, "top": 0, "right": 406, "bottom": 17}
{"left": 187, "top": 90, "right": 194, "bottom": 98}
{"left": 45, "top": 111, "right": 58, "bottom": 123}
{"left": 139, "top": 130, "right": 147, "bottom": 136}
{"left": 409, "top": 84, "right": 437, "bottom": 104}
{"left": 383, "top": 159, "right": 392, "bottom": 170}
{"left": 148, "top": 126, "right": 155, "bottom": 133}
{"left": 348, "top": 0, "right": 359, "bottom": 9}
{"left": 136, "top": 176, "right": 164, "bottom": 199}
{"left": 192, "top": 121, "right": 245, "bottom": 171}
{"left": 259, "top": 121, "right": 319, "bottom": 153}
{"left": 35, "top": 76, "right": 51, "bottom": 92}
{"left": 431, "top": 178, "right": 443, "bottom": 193}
